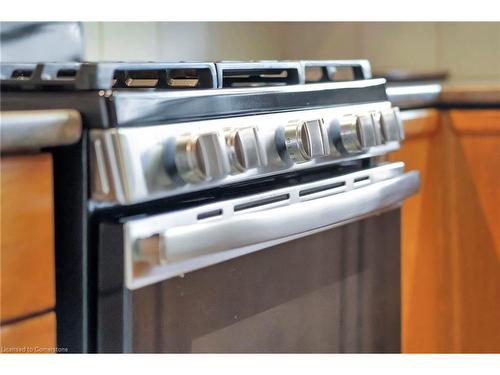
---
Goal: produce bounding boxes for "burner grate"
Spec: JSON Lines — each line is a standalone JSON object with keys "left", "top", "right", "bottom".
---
{"left": 0, "top": 60, "right": 373, "bottom": 92}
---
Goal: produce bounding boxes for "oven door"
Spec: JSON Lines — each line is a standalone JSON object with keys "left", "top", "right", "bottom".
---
{"left": 96, "top": 162, "right": 419, "bottom": 353}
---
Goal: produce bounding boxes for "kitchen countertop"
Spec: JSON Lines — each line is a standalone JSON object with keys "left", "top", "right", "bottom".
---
{"left": 387, "top": 81, "right": 500, "bottom": 109}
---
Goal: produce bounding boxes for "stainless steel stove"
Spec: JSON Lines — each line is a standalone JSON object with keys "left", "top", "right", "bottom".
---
{"left": 0, "top": 60, "right": 419, "bottom": 353}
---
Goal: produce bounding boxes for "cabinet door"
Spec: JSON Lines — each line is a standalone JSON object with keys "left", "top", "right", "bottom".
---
{"left": 388, "top": 109, "right": 453, "bottom": 352}
{"left": 391, "top": 109, "right": 500, "bottom": 353}
{"left": 0, "top": 154, "right": 56, "bottom": 350}
{"left": 0, "top": 153, "right": 55, "bottom": 322}
{"left": 443, "top": 110, "right": 500, "bottom": 353}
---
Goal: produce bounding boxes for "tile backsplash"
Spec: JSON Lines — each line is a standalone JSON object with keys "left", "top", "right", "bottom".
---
{"left": 83, "top": 22, "right": 500, "bottom": 81}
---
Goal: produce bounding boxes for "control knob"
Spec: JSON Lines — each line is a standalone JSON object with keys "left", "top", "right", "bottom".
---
{"left": 173, "top": 132, "right": 230, "bottom": 183}
{"left": 356, "top": 114, "right": 380, "bottom": 149}
{"left": 339, "top": 114, "right": 383, "bottom": 153}
{"left": 226, "top": 127, "right": 267, "bottom": 172}
{"left": 339, "top": 115, "right": 362, "bottom": 153}
{"left": 380, "top": 107, "right": 405, "bottom": 142}
{"left": 282, "top": 119, "right": 330, "bottom": 163}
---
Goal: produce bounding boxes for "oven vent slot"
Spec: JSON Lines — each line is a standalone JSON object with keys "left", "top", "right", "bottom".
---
{"left": 353, "top": 175, "right": 370, "bottom": 186}
{"left": 197, "top": 209, "right": 223, "bottom": 221}
{"left": 299, "top": 181, "right": 346, "bottom": 197}
{"left": 217, "top": 62, "right": 302, "bottom": 88}
{"left": 234, "top": 193, "right": 290, "bottom": 212}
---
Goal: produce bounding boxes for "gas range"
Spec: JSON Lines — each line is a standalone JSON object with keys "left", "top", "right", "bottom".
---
{"left": 1, "top": 60, "right": 418, "bottom": 353}
{"left": 2, "top": 60, "right": 403, "bottom": 205}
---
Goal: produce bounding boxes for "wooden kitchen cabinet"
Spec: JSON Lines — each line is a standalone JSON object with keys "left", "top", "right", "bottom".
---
{"left": 389, "top": 109, "right": 453, "bottom": 353}
{"left": 0, "top": 153, "right": 56, "bottom": 351}
{"left": 443, "top": 110, "right": 500, "bottom": 353}
{"left": 391, "top": 109, "right": 500, "bottom": 353}
{"left": 0, "top": 312, "right": 56, "bottom": 353}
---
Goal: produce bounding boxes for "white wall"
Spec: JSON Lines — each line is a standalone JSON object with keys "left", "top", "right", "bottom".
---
{"left": 83, "top": 22, "right": 291, "bottom": 61}
{"left": 83, "top": 22, "right": 500, "bottom": 81}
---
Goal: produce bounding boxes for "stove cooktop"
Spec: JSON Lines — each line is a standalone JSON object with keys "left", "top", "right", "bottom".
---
{"left": 0, "top": 60, "right": 372, "bottom": 90}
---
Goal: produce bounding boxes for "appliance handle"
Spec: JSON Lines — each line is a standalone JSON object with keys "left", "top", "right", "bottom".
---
{"left": 153, "top": 171, "right": 419, "bottom": 264}
{"left": 0, "top": 109, "right": 82, "bottom": 154}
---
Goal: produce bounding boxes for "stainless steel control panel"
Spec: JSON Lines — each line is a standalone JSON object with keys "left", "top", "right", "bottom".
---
{"left": 90, "top": 101, "right": 404, "bottom": 204}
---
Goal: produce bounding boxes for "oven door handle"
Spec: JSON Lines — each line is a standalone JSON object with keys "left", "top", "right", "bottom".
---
{"left": 148, "top": 171, "right": 419, "bottom": 265}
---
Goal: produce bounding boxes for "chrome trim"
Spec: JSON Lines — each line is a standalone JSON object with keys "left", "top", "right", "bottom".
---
{"left": 91, "top": 102, "right": 401, "bottom": 205}
{"left": 386, "top": 84, "right": 442, "bottom": 109}
{"left": 0, "top": 109, "right": 82, "bottom": 154}
{"left": 123, "top": 162, "right": 420, "bottom": 289}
